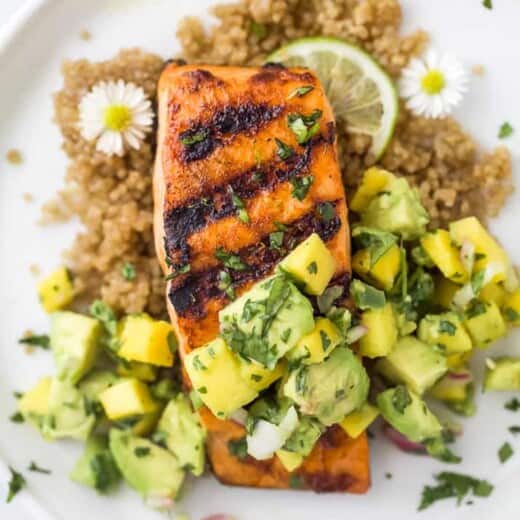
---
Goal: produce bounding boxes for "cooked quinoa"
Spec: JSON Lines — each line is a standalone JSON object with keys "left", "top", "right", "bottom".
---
{"left": 46, "top": 0, "right": 513, "bottom": 317}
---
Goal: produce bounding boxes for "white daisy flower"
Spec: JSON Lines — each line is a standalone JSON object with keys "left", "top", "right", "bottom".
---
{"left": 399, "top": 50, "right": 469, "bottom": 119}
{"left": 78, "top": 79, "right": 154, "bottom": 156}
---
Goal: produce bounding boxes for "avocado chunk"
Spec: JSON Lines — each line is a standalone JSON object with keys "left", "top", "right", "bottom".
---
{"left": 50, "top": 311, "right": 101, "bottom": 384}
{"left": 359, "top": 303, "right": 398, "bottom": 358}
{"left": 156, "top": 395, "right": 206, "bottom": 476}
{"left": 339, "top": 402, "right": 379, "bottom": 439}
{"left": 18, "top": 376, "right": 52, "bottom": 431}
{"left": 418, "top": 312, "right": 473, "bottom": 355}
{"left": 37, "top": 266, "right": 74, "bottom": 313}
{"left": 79, "top": 370, "right": 118, "bottom": 402}
{"left": 70, "top": 435, "right": 120, "bottom": 493}
{"left": 276, "top": 450, "right": 304, "bottom": 472}
{"left": 42, "top": 379, "right": 96, "bottom": 441}
{"left": 376, "top": 336, "right": 447, "bottom": 395}
{"left": 284, "top": 346, "right": 369, "bottom": 426}
{"left": 286, "top": 317, "right": 342, "bottom": 365}
{"left": 429, "top": 373, "right": 476, "bottom": 417}
{"left": 463, "top": 300, "right": 507, "bottom": 348}
{"left": 109, "top": 429, "right": 184, "bottom": 504}
{"left": 278, "top": 233, "right": 336, "bottom": 295}
{"left": 484, "top": 357, "right": 520, "bottom": 391}
{"left": 219, "top": 274, "right": 314, "bottom": 368}
{"left": 377, "top": 386, "right": 442, "bottom": 442}
{"left": 360, "top": 177, "right": 429, "bottom": 240}
{"left": 282, "top": 416, "right": 323, "bottom": 457}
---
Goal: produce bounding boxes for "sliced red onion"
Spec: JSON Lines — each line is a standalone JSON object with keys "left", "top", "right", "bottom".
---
{"left": 230, "top": 408, "right": 247, "bottom": 425}
{"left": 446, "top": 369, "right": 473, "bottom": 383}
{"left": 144, "top": 494, "right": 175, "bottom": 511}
{"left": 346, "top": 325, "right": 368, "bottom": 344}
{"left": 202, "top": 516, "right": 235, "bottom": 520}
{"left": 382, "top": 424, "right": 426, "bottom": 454}
{"left": 459, "top": 239, "right": 475, "bottom": 275}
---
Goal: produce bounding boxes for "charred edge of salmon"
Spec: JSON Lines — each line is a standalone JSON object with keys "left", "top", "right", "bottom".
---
{"left": 168, "top": 202, "right": 343, "bottom": 318}
{"left": 162, "top": 139, "right": 323, "bottom": 263}
{"left": 176, "top": 102, "right": 284, "bottom": 163}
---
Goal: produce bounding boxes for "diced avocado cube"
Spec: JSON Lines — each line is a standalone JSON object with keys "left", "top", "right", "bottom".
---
{"left": 286, "top": 318, "right": 342, "bottom": 365}
{"left": 276, "top": 450, "right": 304, "bottom": 472}
{"left": 98, "top": 379, "right": 157, "bottom": 420}
{"left": 464, "top": 300, "right": 507, "bottom": 348}
{"left": 418, "top": 312, "right": 472, "bottom": 355}
{"left": 279, "top": 233, "right": 336, "bottom": 295}
{"left": 353, "top": 245, "right": 401, "bottom": 291}
{"left": 433, "top": 276, "right": 459, "bottom": 309}
{"left": 185, "top": 338, "right": 258, "bottom": 418}
{"left": 350, "top": 167, "right": 394, "bottom": 213}
{"left": 377, "top": 386, "right": 442, "bottom": 443}
{"left": 131, "top": 407, "right": 162, "bottom": 437}
{"left": 239, "top": 359, "right": 285, "bottom": 392}
{"left": 109, "top": 429, "right": 184, "bottom": 503}
{"left": 420, "top": 230, "right": 468, "bottom": 283}
{"left": 18, "top": 376, "right": 52, "bottom": 430}
{"left": 282, "top": 416, "right": 323, "bottom": 457}
{"left": 361, "top": 177, "right": 429, "bottom": 240}
{"left": 450, "top": 217, "right": 510, "bottom": 283}
{"left": 118, "top": 314, "right": 175, "bottom": 367}
{"left": 37, "top": 267, "right": 74, "bottom": 313}
{"left": 156, "top": 395, "right": 206, "bottom": 477}
{"left": 219, "top": 275, "right": 314, "bottom": 368}
{"left": 78, "top": 370, "right": 118, "bottom": 403}
{"left": 70, "top": 435, "right": 121, "bottom": 493}
{"left": 50, "top": 311, "right": 101, "bottom": 384}
{"left": 359, "top": 303, "right": 398, "bottom": 358}
{"left": 116, "top": 361, "right": 158, "bottom": 382}
{"left": 42, "top": 379, "right": 96, "bottom": 441}
{"left": 503, "top": 289, "right": 520, "bottom": 325}
{"left": 483, "top": 357, "right": 520, "bottom": 391}
{"left": 480, "top": 282, "right": 507, "bottom": 308}
{"left": 339, "top": 402, "right": 379, "bottom": 439}
{"left": 376, "top": 336, "right": 447, "bottom": 395}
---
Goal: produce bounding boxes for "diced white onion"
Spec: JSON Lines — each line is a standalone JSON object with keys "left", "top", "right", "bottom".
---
{"left": 452, "top": 283, "right": 474, "bottom": 307}
{"left": 345, "top": 325, "right": 368, "bottom": 344}
{"left": 230, "top": 408, "right": 248, "bottom": 425}
{"left": 482, "top": 261, "right": 504, "bottom": 286}
{"left": 459, "top": 239, "right": 475, "bottom": 276}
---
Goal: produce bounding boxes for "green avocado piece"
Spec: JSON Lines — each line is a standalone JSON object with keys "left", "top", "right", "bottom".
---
{"left": 155, "top": 395, "right": 206, "bottom": 476}
{"left": 484, "top": 357, "right": 520, "bottom": 391}
{"left": 361, "top": 177, "right": 429, "bottom": 240}
{"left": 51, "top": 311, "right": 101, "bottom": 384}
{"left": 219, "top": 275, "right": 314, "bottom": 368}
{"left": 109, "top": 429, "right": 185, "bottom": 503}
{"left": 282, "top": 416, "right": 323, "bottom": 457}
{"left": 376, "top": 336, "right": 447, "bottom": 395}
{"left": 70, "top": 435, "right": 120, "bottom": 493}
{"left": 42, "top": 379, "right": 96, "bottom": 441}
{"left": 377, "top": 386, "right": 442, "bottom": 442}
{"left": 78, "top": 370, "right": 119, "bottom": 402}
{"left": 284, "top": 346, "right": 369, "bottom": 426}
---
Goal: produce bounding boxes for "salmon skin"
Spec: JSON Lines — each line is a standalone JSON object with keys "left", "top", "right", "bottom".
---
{"left": 154, "top": 62, "right": 370, "bottom": 493}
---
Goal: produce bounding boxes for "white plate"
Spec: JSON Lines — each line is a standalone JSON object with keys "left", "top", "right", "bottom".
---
{"left": 0, "top": 1, "right": 519, "bottom": 519}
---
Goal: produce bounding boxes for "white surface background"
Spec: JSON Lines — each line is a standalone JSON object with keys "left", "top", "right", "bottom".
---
{"left": 0, "top": 1, "right": 519, "bottom": 519}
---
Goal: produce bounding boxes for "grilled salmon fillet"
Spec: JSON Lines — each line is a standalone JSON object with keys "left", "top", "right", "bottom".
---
{"left": 154, "top": 62, "right": 370, "bottom": 493}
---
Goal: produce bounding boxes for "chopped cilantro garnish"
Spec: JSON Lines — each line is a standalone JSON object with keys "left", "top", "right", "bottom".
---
{"left": 320, "top": 330, "right": 331, "bottom": 352}
{"left": 134, "top": 447, "right": 150, "bottom": 458}
{"left": 289, "top": 474, "right": 304, "bottom": 489}
{"left": 269, "top": 230, "right": 285, "bottom": 250}
{"left": 498, "top": 442, "right": 513, "bottom": 463}
{"left": 9, "top": 412, "right": 24, "bottom": 423}
{"left": 121, "top": 262, "right": 136, "bottom": 281}
{"left": 290, "top": 175, "right": 314, "bottom": 201}
{"left": 465, "top": 300, "right": 487, "bottom": 319}
{"left": 189, "top": 390, "right": 204, "bottom": 411}
{"left": 89, "top": 300, "right": 118, "bottom": 336}
{"left": 218, "top": 270, "right": 236, "bottom": 300}
{"left": 227, "top": 437, "right": 248, "bottom": 460}
{"left": 385, "top": 472, "right": 393, "bottom": 479}
{"left": 288, "top": 85, "right": 314, "bottom": 99}
{"left": 275, "top": 138, "right": 294, "bottom": 160}
{"left": 307, "top": 261, "right": 318, "bottom": 274}
{"left": 509, "top": 426, "right": 520, "bottom": 434}
{"left": 439, "top": 320, "right": 457, "bottom": 336}
{"left": 350, "top": 279, "right": 386, "bottom": 310}
{"left": 281, "top": 329, "right": 292, "bottom": 342}
{"left": 317, "top": 201, "right": 335, "bottom": 222}
{"left": 180, "top": 128, "right": 209, "bottom": 146}
{"left": 504, "top": 307, "right": 520, "bottom": 322}
{"left": 482, "top": 0, "right": 493, "bottom": 8}
{"left": 18, "top": 334, "right": 50, "bottom": 350}
{"left": 352, "top": 227, "right": 398, "bottom": 267}
{"left": 192, "top": 355, "right": 207, "bottom": 371}
{"left": 230, "top": 188, "right": 249, "bottom": 224}
{"left": 470, "top": 270, "right": 485, "bottom": 294}
{"left": 165, "top": 263, "right": 191, "bottom": 281}
{"left": 505, "top": 397, "right": 520, "bottom": 411}
{"left": 197, "top": 386, "right": 208, "bottom": 394}
{"left": 392, "top": 385, "right": 412, "bottom": 414}
{"left": 287, "top": 110, "right": 322, "bottom": 144}
{"left": 498, "top": 121, "right": 513, "bottom": 139}
{"left": 6, "top": 466, "right": 26, "bottom": 503}
{"left": 28, "top": 462, "right": 51, "bottom": 474}
{"left": 215, "top": 248, "right": 248, "bottom": 271}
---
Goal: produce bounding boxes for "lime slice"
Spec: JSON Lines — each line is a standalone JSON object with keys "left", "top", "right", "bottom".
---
{"left": 268, "top": 37, "right": 398, "bottom": 160}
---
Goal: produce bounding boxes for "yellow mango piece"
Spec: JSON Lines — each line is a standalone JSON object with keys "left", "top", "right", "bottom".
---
{"left": 19, "top": 376, "right": 52, "bottom": 418}
{"left": 276, "top": 450, "right": 304, "bottom": 472}
{"left": 359, "top": 303, "right": 398, "bottom": 358}
{"left": 433, "top": 276, "right": 459, "bottom": 309}
{"left": 340, "top": 402, "right": 379, "bottom": 439}
{"left": 352, "top": 249, "right": 371, "bottom": 275}
{"left": 446, "top": 352, "right": 472, "bottom": 370}
{"left": 480, "top": 282, "right": 507, "bottom": 307}
{"left": 418, "top": 312, "right": 473, "bottom": 355}
{"left": 350, "top": 167, "right": 394, "bottom": 213}
{"left": 99, "top": 379, "right": 157, "bottom": 420}
{"left": 464, "top": 301, "right": 507, "bottom": 348}
{"left": 503, "top": 289, "right": 520, "bottom": 326}
{"left": 239, "top": 359, "right": 285, "bottom": 392}
{"left": 353, "top": 244, "right": 401, "bottom": 291}
{"left": 118, "top": 314, "right": 175, "bottom": 367}
{"left": 286, "top": 318, "right": 342, "bottom": 365}
{"left": 116, "top": 362, "right": 158, "bottom": 382}
{"left": 37, "top": 267, "right": 74, "bottom": 313}
{"left": 131, "top": 405, "right": 162, "bottom": 436}
{"left": 279, "top": 233, "right": 336, "bottom": 295}
{"left": 420, "top": 230, "right": 468, "bottom": 283}
{"left": 185, "top": 338, "right": 258, "bottom": 418}
{"left": 429, "top": 375, "right": 468, "bottom": 402}
{"left": 450, "top": 217, "right": 510, "bottom": 283}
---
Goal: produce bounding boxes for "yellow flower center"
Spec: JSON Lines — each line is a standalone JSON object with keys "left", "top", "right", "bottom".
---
{"left": 103, "top": 105, "right": 131, "bottom": 131}
{"left": 421, "top": 70, "right": 446, "bottom": 95}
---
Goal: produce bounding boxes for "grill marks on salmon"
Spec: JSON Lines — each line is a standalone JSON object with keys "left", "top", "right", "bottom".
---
{"left": 154, "top": 63, "right": 370, "bottom": 494}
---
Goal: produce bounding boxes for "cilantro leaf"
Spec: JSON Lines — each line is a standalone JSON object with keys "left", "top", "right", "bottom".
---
{"left": 6, "top": 466, "right": 26, "bottom": 503}
{"left": 350, "top": 279, "right": 386, "bottom": 310}
{"left": 290, "top": 175, "right": 314, "bottom": 201}
{"left": 505, "top": 397, "right": 520, "bottom": 411}
{"left": 287, "top": 110, "right": 322, "bottom": 144}
{"left": 392, "top": 385, "right": 412, "bottom": 414}
{"left": 275, "top": 138, "right": 294, "bottom": 160}
{"left": 498, "top": 442, "right": 513, "bottom": 463}
{"left": 288, "top": 85, "right": 314, "bottom": 99}
{"left": 439, "top": 320, "right": 457, "bottom": 336}
{"left": 28, "top": 462, "right": 51, "bottom": 474}
{"left": 121, "top": 262, "right": 136, "bottom": 281}
{"left": 18, "top": 334, "right": 50, "bottom": 350}
{"left": 482, "top": 0, "right": 493, "bottom": 9}
{"left": 227, "top": 437, "right": 248, "bottom": 460}
{"left": 215, "top": 248, "right": 248, "bottom": 271}
{"left": 498, "top": 121, "right": 513, "bottom": 139}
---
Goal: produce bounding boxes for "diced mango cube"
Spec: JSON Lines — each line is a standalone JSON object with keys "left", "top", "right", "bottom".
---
{"left": 464, "top": 300, "right": 507, "bottom": 348}
{"left": 353, "top": 245, "right": 401, "bottom": 291}
{"left": 420, "top": 230, "right": 468, "bottom": 283}
{"left": 433, "top": 276, "right": 459, "bottom": 309}
{"left": 446, "top": 352, "right": 472, "bottom": 370}
{"left": 116, "top": 362, "right": 158, "bottom": 382}
{"left": 185, "top": 338, "right": 258, "bottom": 418}
{"left": 99, "top": 379, "right": 157, "bottom": 420}
{"left": 118, "top": 314, "right": 175, "bottom": 367}
{"left": 239, "top": 359, "right": 285, "bottom": 392}
{"left": 279, "top": 233, "right": 336, "bottom": 295}
{"left": 276, "top": 450, "right": 304, "bottom": 472}
{"left": 418, "top": 312, "right": 472, "bottom": 355}
{"left": 350, "top": 167, "right": 394, "bottom": 213}
{"left": 429, "top": 374, "right": 469, "bottom": 402}
{"left": 359, "top": 303, "right": 398, "bottom": 358}
{"left": 450, "top": 217, "right": 510, "bottom": 283}
{"left": 339, "top": 402, "right": 379, "bottom": 438}
{"left": 19, "top": 376, "right": 52, "bottom": 420}
{"left": 286, "top": 318, "right": 342, "bottom": 365}
{"left": 480, "top": 282, "right": 507, "bottom": 307}
{"left": 503, "top": 289, "right": 520, "bottom": 325}
{"left": 37, "top": 267, "right": 74, "bottom": 313}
